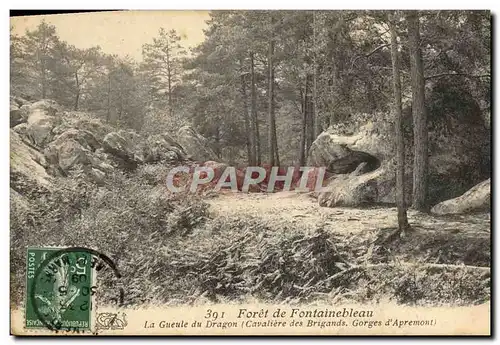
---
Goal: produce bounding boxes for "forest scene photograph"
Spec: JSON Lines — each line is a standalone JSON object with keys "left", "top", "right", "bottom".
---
{"left": 9, "top": 9, "right": 491, "bottom": 322}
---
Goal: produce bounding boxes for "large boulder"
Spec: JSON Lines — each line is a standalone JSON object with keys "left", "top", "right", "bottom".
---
{"left": 44, "top": 138, "right": 90, "bottom": 173}
{"left": 52, "top": 128, "right": 100, "bottom": 152}
{"left": 308, "top": 123, "right": 398, "bottom": 204}
{"left": 117, "top": 129, "right": 145, "bottom": 161}
{"left": 307, "top": 135, "right": 380, "bottom": 175}
{"left": 88, "top": 149, "right": 115, "bottom": 173}
{"left": 10, "top": 95, "right": 29, "bottom": 107}
{"left": 103, "top": 132, "right": 133, "bottom": 159}
{"left": 102, "top": 132, "right": 141, "bottom": 170}
{"left": 307, "top": 134, "right": 352, "bottom": 168}
{"left": 10, "top": 95, "right": 32, "bottom": 126}
{"left": 317, "top": 162, "right": 381, "bottom": 207}
{"left": 10, "top": 103, "right": 23, "bottom": 128}
{"left": 308, "top": 122, "right": 388, "bottom": 168}
{"left": 55, "top": 139, "right": 89, "bottom": 172}
{"left": 143, "top": 133, "right": 187, "bottom": 163}
{"left": 10, "top": 130, "right": 52, "bottom": 192}
{"left": 43, "top": 129, "right": 101, "bottom": 173}
{"left": 431, "top": 179, "right": 491, "bottom": 215}
{"left": 89, "top": 168, "right": 106, "bottom": 185}
{"left": 12, "top": 123, "right": 28, "bottom": 137}
{"left": 176, "top": 126, "right": 217, "bottom": 162}
{"left": 308, "top": 82, "right": 490, "bottom": 207}
{"left": 30, "top": 99, "right": 61, "bottom": 114}
{"left": 52, "top": 112, "right": 113, "bottom": 142}
{"left": 26, "top": 99, "right": 62, "bottom": 147}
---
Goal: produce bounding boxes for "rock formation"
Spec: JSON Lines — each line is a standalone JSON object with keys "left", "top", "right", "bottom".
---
{"left": 308, "top": 87, "right": 490, "bottom": 208}
{"left": 431, "top": 179, "right": 490, "bottom": 215}
{"left": 177, "top": 125, "right": 217, "bottom": 162}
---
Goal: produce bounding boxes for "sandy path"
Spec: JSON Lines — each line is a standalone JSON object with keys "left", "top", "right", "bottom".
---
{"left": 207, "top": 191, "right": 490, "bottom": 236}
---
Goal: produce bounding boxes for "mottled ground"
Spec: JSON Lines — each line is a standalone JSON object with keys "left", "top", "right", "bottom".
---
{"left": 205, "top": 191, "right": 490, "bottom": 306}
{"left": 208, "top": 191, "right": 490, "bottom": 246}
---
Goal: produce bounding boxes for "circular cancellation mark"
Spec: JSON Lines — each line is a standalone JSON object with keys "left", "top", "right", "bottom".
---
{"left": 28, "top": 247, "right": 124, "bottom": 333}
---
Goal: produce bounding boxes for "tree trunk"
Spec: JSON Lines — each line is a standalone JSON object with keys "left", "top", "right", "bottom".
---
{"left": 305, "top": 74, "right": 315, "bottom": 152}
{"left": 273, "top": 106, "right": 280, "bottom": 167}
{"left": 299, "top": 86, "right": 307, "bottom": 166}
{"left": 166, "top": 43, "right": 173, "bottom": 117}
{"left": 407, "top": 11, "right": 429, "bottom": 211}
{"left": 268, "top": 35, "right": 276, "bottom": 166}
{"left": 365, "top": 78, "right": 375, "bottom": 113}
{"left": 327, "top": 13, "right": 344, "bottom": 126}
{"left": 240, "top": 63, "right": 253, "bottom": 165}
{"left": 214, "top": 125, "right": 221, "bottom": 159}
{"left": 118, "top": 99, "right": 123, "bottom": 124}
{"left": 74, "top": 71, "right": 80, "bottom": 111}
{"left": 313, "top": 66, "right": 319, "bottom": 137}
{"left": 74, "top": 90, "right": 80, "bottom": 111}
{"left": 167, "top": 63, "right": 173, "bottom": 117}
{"left": 117, "top": 110, "right": 122, "bottom": 125}
{"left": 329, "top": 63, "right": 338, "bottom": 126}
{"left": 41, "top": 61, "right": 47, "bottom": 99}
{"left": 389, "top": 13, "right": 410, "bottom": 234}
{"left": 312, "top": 11, "right": 321, "bottom": 138}
{"left": 106, "top": 72, "right": 111, "bottom": 123}
{"left": 250, "top": 52, "right": 261, "bottom": 165}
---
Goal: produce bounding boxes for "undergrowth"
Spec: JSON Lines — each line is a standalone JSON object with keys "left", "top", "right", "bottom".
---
{"left": 10, "top": 164, "right": 491, "bottom": 308}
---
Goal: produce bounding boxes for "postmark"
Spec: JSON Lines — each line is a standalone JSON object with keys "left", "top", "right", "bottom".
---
{"left": 25, "top": 247, "right": 124, "bottom": 334}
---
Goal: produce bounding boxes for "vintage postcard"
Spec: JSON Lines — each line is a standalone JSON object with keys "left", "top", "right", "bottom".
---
{"left": 10, "top": 10, "right": 491, "bottom": 336}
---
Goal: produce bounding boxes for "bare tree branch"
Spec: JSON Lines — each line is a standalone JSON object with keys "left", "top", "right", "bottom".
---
{"left": 351, "top": 43, "right": 391, "bottom": 70}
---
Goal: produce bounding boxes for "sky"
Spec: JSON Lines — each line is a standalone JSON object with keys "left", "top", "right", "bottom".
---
{"left": 10, "top": 10, "right": 211, "bottom": 61}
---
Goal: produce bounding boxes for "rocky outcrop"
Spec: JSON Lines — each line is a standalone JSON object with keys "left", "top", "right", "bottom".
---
{"left": 308, "top": 138, "right": 380, "bottom": 175}
{"left": 10, "top": 103, "right": 23, "bottom": 128}
{"left": 12, "top": 123, "right": 28, "bottom": 137}
{"left": 431, "top": 179, "right": 490, "bottom": 215}
{"left": 88, "top": 149, "right": 115, "bottom": 173}
{"left": 10, "top": 95, "right": 29, "bottom": 107}
{"left": 11, "top": 99, "right": 131, "bottom": 178}
{"left": 52, "top": 114, "right": 112, "bottom": 142}
{"left": 102, "top": 132, "right": 132, "bottom": 157}
{"left": 10, "top": 130, "right": 52, "bottom": 191}
{"left": 44, "top": 138, "right": 90, "bottom": 173}
{"left": 317, "top": 162, "right": 381, "bottom": 207}
{"left": 11, "top": 129, "right": 53, "bottom": 217}
{"left": 143, "top": 133, "right": 187, "bottom": 163}
{"left": 26, "top": 99, "right": 62, "bottom": 147}
{"left": 308, "top": 90, "right": 490, "bottom": 207}
{"left": 102, "top": 132, "right": 142, "bottom": 170}
{"left": 308, "top": 122, "right": 387, "bottom": 169}
{"left": 308, "top": 123, "right": 397, "bottom": 205}
{"left": 43, "top": 129, "right": 102, "bottom": 173}
{"left": 177, "top": 126, "right": 217, "bottom": 162}
{"left": 52, "top": 128, "right": 100, "bottom": 151}
{"left": 10, "top": 97, "right": 200, "bottom": 189}
{"left": 10, "top": 96, "right": 30, "bottom": 128}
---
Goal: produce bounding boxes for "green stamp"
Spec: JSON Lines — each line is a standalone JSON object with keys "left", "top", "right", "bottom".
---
{"left": 25, "top": 247, "right": 94, "bottom": 332}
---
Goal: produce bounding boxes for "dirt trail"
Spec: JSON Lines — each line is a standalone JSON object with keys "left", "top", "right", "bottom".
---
{"left": 208, "top": 191, "right": 491, "bottom": 270}
{"left": 203, "top": 191, "right": 491, "bottom": 307}
{"left": 208, "top": 191, "right": 490, "bottom": 237}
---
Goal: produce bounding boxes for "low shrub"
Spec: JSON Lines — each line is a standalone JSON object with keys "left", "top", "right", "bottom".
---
{"left": 10, "top": 166, "right": 209, "bottom": 305}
